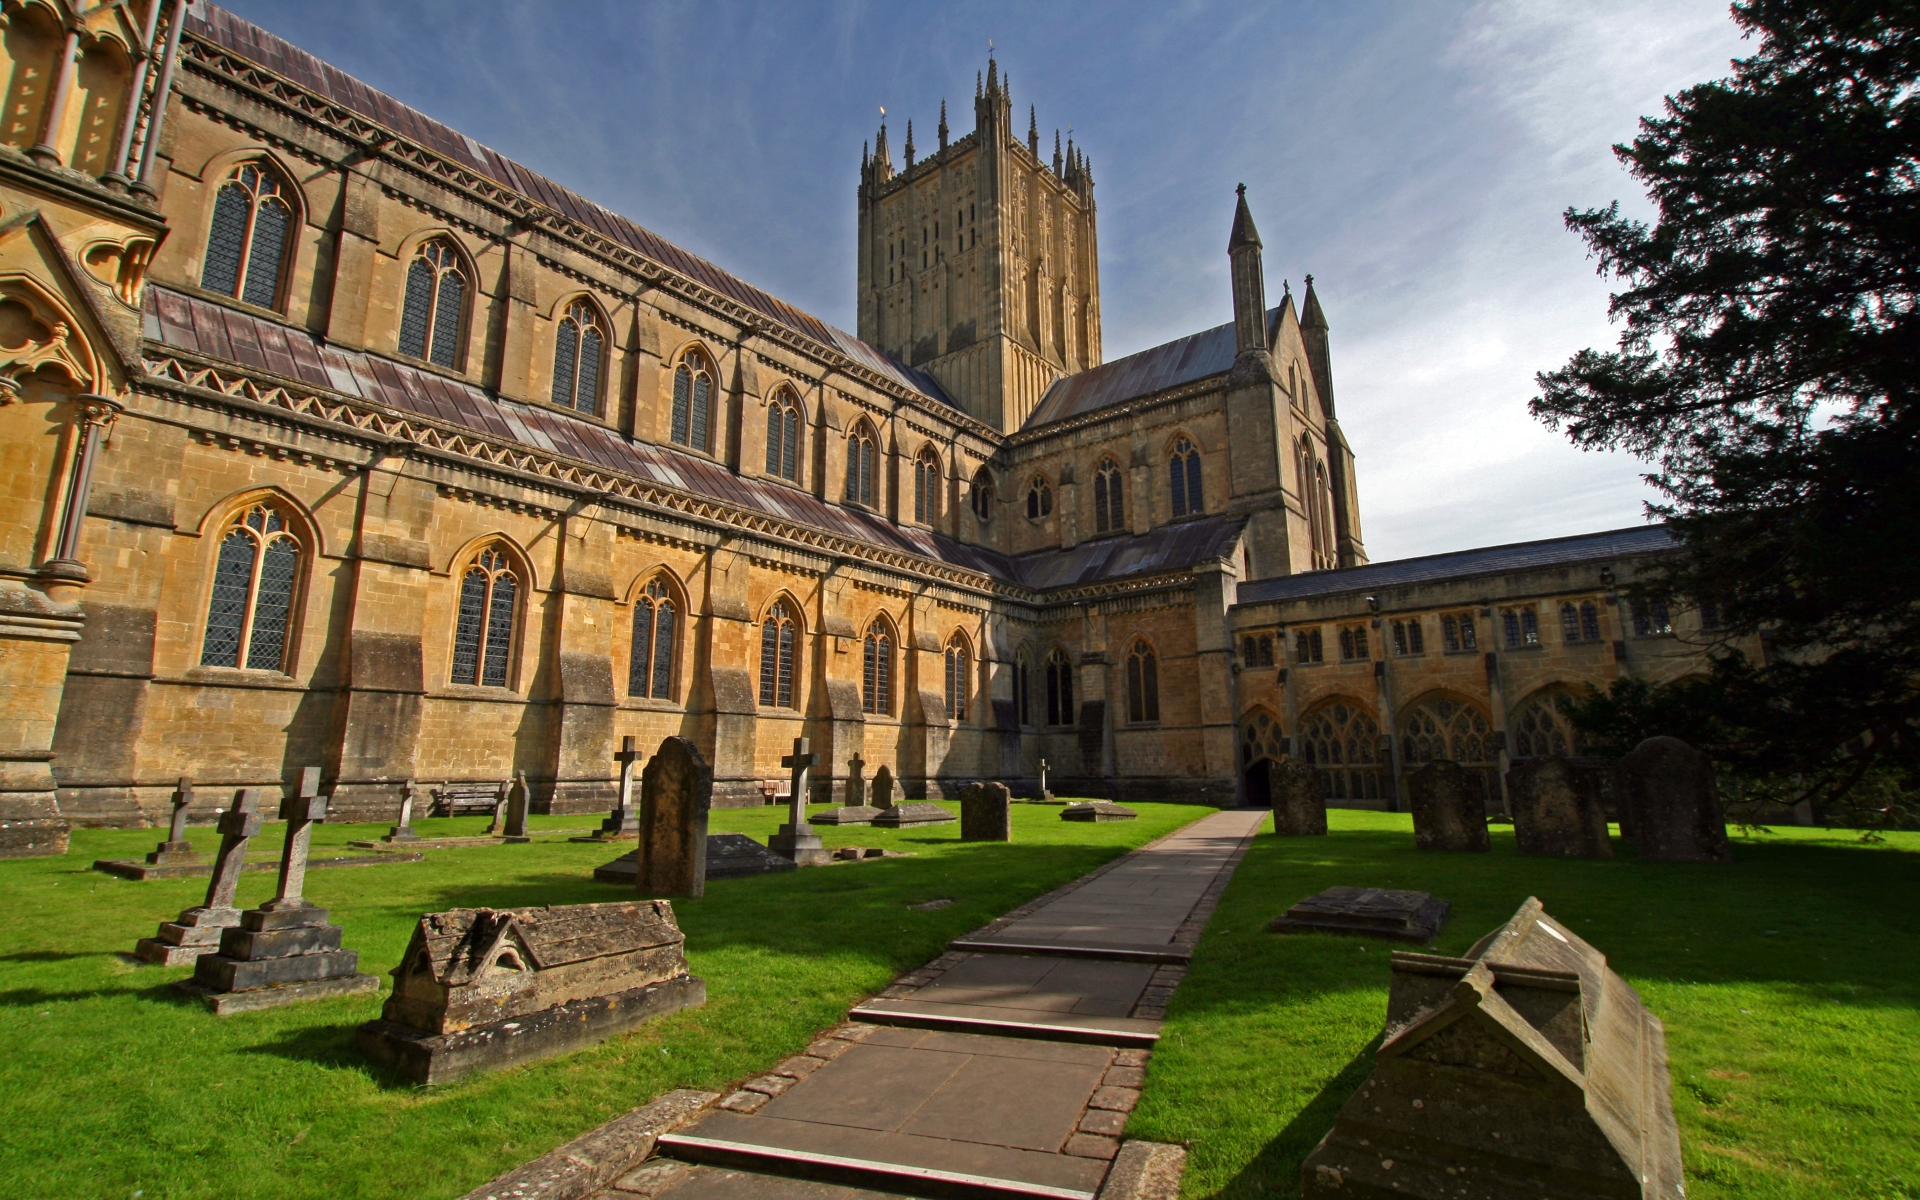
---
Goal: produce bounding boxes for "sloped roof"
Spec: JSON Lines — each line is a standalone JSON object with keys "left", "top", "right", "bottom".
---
{"left": 1235, "top": 525, "right": 1676, "bottom": 606}
{"left": 1024, "top": 308, "right": 1282, "bottom": 429}
{"left": 1006, "top": 513, "right": 1247, "bottom": 591}
{"left": 185, "top": 5, "right": 950, "bottom": 408}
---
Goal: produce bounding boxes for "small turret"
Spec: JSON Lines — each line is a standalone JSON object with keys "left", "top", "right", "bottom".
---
{"left": 1028, "top": 105, "right": 1039, "bottom": 156}
{"left": 904, "top": 120, "right": 915, "bottom": 168}
{"left": 1053, "top": 130, "right": 1063, "bottom": 175}
{"left": 1300, "top": 274, "right": 1335, "bottom": 417}
{"left": 1229, "top": 184, "right": 1267, "bottom": 358}
{"left": 938, "top": 100, "right": 949, "bottom": 152}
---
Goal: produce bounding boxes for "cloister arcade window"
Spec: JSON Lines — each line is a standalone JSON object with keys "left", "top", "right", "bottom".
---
{"left": 862, "top": 620, "right": 893, "bottom": 715}
{"left": 1631, "top": 597, "right": 1673, "bottom": 637}
{"left": 1401, "top": 696, "right": 1497, "bottom": 802}
{"left": 1502, "top": 606, "right": 1541, "bottom": 648}
{"left": 628, "top": 577, "right": 676, "bottom": 700}
{"left": 1441, "top": 612, "right": 1478, "bottom": 652}
{"left": 765, "top": 389, "right": 802, "bottom": 482}
{"left": 847, "top": 423, "right": 878, "bottom": 507}
{"left": 944, "top": 636, "right": 969, "bottom": 722}
{"left": 1242, "top": 634, "right": 1275, "bottom": 667}
{"left": 671, "top": 351, "right": 715, "bottom": 451}
{"left": 913, "top": 448, "right": 940, "bottom": 522}
{"left": 1510, "top": 689, "right": 1585, "bottom": 759}
{"left": 1300, "top": 701, "right": 1384, "bottom": 802}
{"left": 451, "top": 547, "right": 518, "bottom": 688}
{"left": 969, "top": 469, "right": 993, "bottom": 523}
{"left": 1294, "top": 627, "right": 1324, "bottom": 663}
{"left": 1392, "top": 618, "right": 1425, "bottom": 655}
{"left": 200, "top": 503, "right": 302, "bottom": 672}
{"left": 551, "top": 300, "right": 606, "bottom": 415}
{"left": 1015, "top": 651, "right": 1032, "bottom": 725}
{"left": 1241, "top": 709, "right": 1286, "bottom": 767}
{"left": 1168, "top": 436, "right": 1203, "bottom": 518}
{"left": 1045, "top": 648, "right": 1074, "bottom": 726}
{"left": 1125, "top": 640, "right": 1160, "bottom": 723}
{"left": 1093, "top": 458, "right": 1124, "bottom": 534}
{"left": 758, "top": 600, "right": 798, "bottom": 708}
{"left": 201, "top": 163, "right": 294, "bottom": 311}
{"left": 1026, "top": 475, "right": 1053, "bottom": 519}
{"left": 1561, "top": 601, "right": 1602, "bottom": 643}
{"left": 1338, "top": 624, "right": 1370, "bottom": 661}
{"left": 399, "top": 240, "right": 468, "bottom": 369}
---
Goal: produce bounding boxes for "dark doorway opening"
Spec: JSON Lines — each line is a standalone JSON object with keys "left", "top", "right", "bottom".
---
{"left": 1244, "top": 758, "right": 1274, "bottom": 807}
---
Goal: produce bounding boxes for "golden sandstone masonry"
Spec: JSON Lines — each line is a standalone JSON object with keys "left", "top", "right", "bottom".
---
{"left": 0, "top": 2, "right": 1754, "bottom": 850}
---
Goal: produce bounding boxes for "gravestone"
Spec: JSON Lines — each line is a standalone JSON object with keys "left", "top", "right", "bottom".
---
{"left": 869, "top": 764, "right": 896, "bottom": 811}
{"left": 597, "top": 737, "right": 644, "bottom": 840}
{"left": 355, "top": 899, "right": 705, "bottom": 1085}
{"left": 768, "top": 737, "right": 832, "bottom": 864}
{"left": 145, "top": 777, "right": 201, "bottom": 866}
{"left": 1509, "top": 755, "right": 1612, "bottom": 858}
{"left": 844, "top": 754, "right": 867, "bottom": 807}
{"left": 1300, "top": 897, "right": 1683, "bottom": 1200}
{"left": 594, "top": 832, "right": 796, "bottom": 884}
{"left": 384, "top": 780, "right": 422, "bottom": 843}
{"left": 1061, "top": 800, "right": 1137, "bottom": 822}
{"left": 1619, "top": 736, "right": 1732, "bottom": 863}
{"left": 174, "top": 769, "right": 379, "bottom": 1012}
{"left": 959, "top": 782, "right": 1012, "bottom": 841}
{"left": 135, "top": 788, "right": 265, "bottom": 966}
{"left": 501, "top": 771, "right": 532, "bottom": 843}
{"left": 1268, "top": 886, "right": 1449, "bottom": 943}
{"left": 1035, "top": 757, "right": 1055, "bottom": 803}
{"left": 1407, "top": 759, "right": 1490, "bottom": 852}
{"left": 635, "top": 736, "right": 712, "bottom": 895}
{"left": 1271, "top": 759, "right": 1330, "bottom": 837}
{"left": 484, "top": 780, "right": 510, "bottom": 834}
{"left": 813, "top": 754, "right": 884, "bottom": 825}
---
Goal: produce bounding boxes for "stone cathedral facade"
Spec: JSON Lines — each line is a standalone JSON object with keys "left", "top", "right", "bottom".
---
{"left": 0, "top": 3, "right": 1743, "bottom": 852}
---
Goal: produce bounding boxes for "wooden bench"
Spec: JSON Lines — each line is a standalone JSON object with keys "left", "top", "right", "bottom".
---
{"left": 431, "top": 782, "right": 508, "bottom": 818}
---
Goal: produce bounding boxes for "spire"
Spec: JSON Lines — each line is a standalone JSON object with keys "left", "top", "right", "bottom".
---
{"left": 1053, "top": 129, "right": 1062, "bottom": 175}
{"left": 904, "top": 119, "right": 915, "bottom": 167}
{"left": 1228, "top": 184, "right": 1268, "bottom": 357}
{"left": 938, "top": 99, "right": 949, "bottom": 151}
{"left": 1028, "top": 105, "right": 1039, "bottom": 155}
{"left": 975, "top": 70, "right": 982, "bottom": 100}
{"left": 1229, "top": 182, "right": 1262, "bottom": 250}
{"left": 1301, "top": 274, "right": 1328, "bottom": 330}
{"left": 1300, "top": 273, "right": 1335, "bottom": 416}
{"left": 987, "top": 57, "right": 997, "bottom": 94}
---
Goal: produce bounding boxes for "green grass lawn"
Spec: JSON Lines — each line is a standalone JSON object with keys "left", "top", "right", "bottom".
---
{"left": 1127, "top": 810, "right": 1920, "bottom": 1200}
{"left": 0, "top": 800, "right": 1207, "bottom": 1200}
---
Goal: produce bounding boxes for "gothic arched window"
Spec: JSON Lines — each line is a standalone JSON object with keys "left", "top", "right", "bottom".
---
{"left": 913, "top": 448, "right": 940, "bottom": 522}
{"left": 1300, "top": 702, "right": 1383, "bottom": 801}
{"left": 862, "top": 620, "right": 893, "bottom": 715}
{"left": 759, "top": 600, "right": 798, "bottom": 708}
{"left": 671, "top": 351, "right": 715, "bottom": 451}
{"left": 1026, "top": 475, "right": 1053, "bottom": 519}
{"left": 944, "top": 636, "right": 969, "bottom": 722}
{"left": 200, "top": 503, "right": 302, "bottom": 672}
{"left": 969, "top": 468, "right": 993, "bottom": 522}
{"left": 1402, "top": 696, "right": 1497, "bottom": 803}
{"left": 1126, "top": 639, "right": 1160, "bottom": 723}
{"left": 201, "top": 163, "right": 294, "bottom": 310}
{"left": 1094, "top": 458, "right": 1124, "bottom": 534}
{"left": 1169, "top": 436, "right": 1203, "bottom": 518}
{"left": 399, "top": 239, "right": 468, "bottom": 369}
{"left": 628, "top": 577, "right": 677, "bottom": 700}
{"left": 847, "top": 423, "right": 878, "bottom": 507}
{"left": 1510, "top": 689, "right": 1585, "bottom": 759}
{"left": 1045, "top": 647, "right": 1074, "bottom": 726}
{"left": 765, "top": 389, "right": 802, "bottom": 482}
{"left": 551, "top": 300, "right": 606, "bottom": 415}
{"left": 451, "top": 547, "right": 518, "bottom": 688}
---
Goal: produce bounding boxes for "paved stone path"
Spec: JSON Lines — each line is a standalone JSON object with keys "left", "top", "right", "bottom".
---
{"left": 602, "top": 808, "right": 1268, "bottom": 1200}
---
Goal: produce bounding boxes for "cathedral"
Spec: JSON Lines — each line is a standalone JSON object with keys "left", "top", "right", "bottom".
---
{"left": 0, "top": 2, "right": 1741, "bottom": 854}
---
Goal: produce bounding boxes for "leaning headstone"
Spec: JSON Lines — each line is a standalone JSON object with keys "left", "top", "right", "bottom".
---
{"left": 1509, "top": 755, "right": 1612, "bottom": 859}
{"left": 1268, "top": 886, "right": 1449, "bottom": 943}
{"left": 1271, "top": 759, "right": 1329, "bottom": 836}
{"left": 484, "top": 780, "right": 510, "bottom": 835}
{"left": 594, "top": 832, "right": 796, "bottom": 884}
{"left": 355, "top": 899, "right": 705, "bottom": 1085}
{"left": 1300, "top": 897, "right": 1683, "bottom": 1200}
{"left": 868, "top": 764, "right": 896, "bottom": 811}
{"left": 1407, "top": 759, "right": 1490, "bottom": 852}
{"left": 636, "top": 736, "right": 712, "bottom": 895}
{"left": 384, "top": 780, "right": 422, "bottom": 843}
{"left": 959, "top": 782, "right": 1012, "bottom": 842}
{"left": 174, "top": 769, "right": 379, "bottom": 1013}
{"left": 135, "top": 789, "right": 265, "bottom": 965}
{"left": 501, "top": 771, "right": 532, "bottom": 843}
{"left": 814, "top": 754, "right": 885, "bottom": 825}
{"left": 768, "top": 737, "right": 832, "bottom": 864}
{"left": 1619, "top": 736, "right": 1732, "bottom": 863}
{"left": 145, "top": 777, "right": 201, "bottom": 866}
{"left": 1061, "top": 800, "right": 1137, "bottom": 822}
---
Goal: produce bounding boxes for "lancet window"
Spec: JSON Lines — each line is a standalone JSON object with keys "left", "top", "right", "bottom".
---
{"left": 1125, "top": 640, "right": 1160, "bottom": 723}
{"left": 1015, "top": 652, "right": 1032, "bottom": 726}
{"left": 399, "top": 240, "right": 468, "bottom": 369}
{"left": 200, "top": 503, "right": 301, "bottom": 672}
{"left": 1026, "top": 475, "right": 1053, "bottom": 519}
{"left": 1560, "top": 600, "right": 1602, "bottom": 643}
{"left": 629, "top": 578, "right": 677, "bottom": 700}
{"left": 758, "top": 600, "right": 798, "bottom": 708}
{"left": 1169, "top": 436, "right": 1203, "bottom": 518}
{"left": 862, "top": 620, "right": 893, "bottom": 715}
{"left": 1294, "top": 627, "right": 1324, "bottom": 663}
{"left": 944, "top": 636, "right": 969, "bottom": 722}
{"left": 847, "top": 423, "right": 878, "bottom": 507}
{"left": 1502, "top": 606, "right": 1541, "bottom": 648}
{"left": 451, "top": 547, "right": 518, "bottom": 688}
{"left": 913, "top": 448, "right": 940, "bottom": 522}
{"left": 671, "top": 351, "right": 715, "bottom": 451}
{"left": 551, "top": 300, "right": 606, "bottom": 414}
{"left": 1093, "top": 458, "right": 1124, "bottom": 534}
{"left": 969, "top": 469, "right": 993, "bottom": 522}
{"left": 1392, "top": 618, "right": 1425, "bottom": 655}
{"left": 765, "top": 389, "right": 802, "bottom": 482}
{"left": 202, "top": 163, "right": 294, "bottom": 311}
{"left": 1045, "top": 648, "right": 1075, "bottom": 726}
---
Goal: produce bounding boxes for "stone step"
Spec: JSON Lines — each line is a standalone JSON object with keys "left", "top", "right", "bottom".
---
{"left": 849, "top": 999, "right": 1159, "bottom": 1049}
{"left": 946, "top": 939, "right": 1190, "bottom": 965}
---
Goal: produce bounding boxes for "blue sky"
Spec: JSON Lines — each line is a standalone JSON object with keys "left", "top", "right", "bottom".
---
{"left": 220, "top": 0, "right": 1750, "bottom": 562}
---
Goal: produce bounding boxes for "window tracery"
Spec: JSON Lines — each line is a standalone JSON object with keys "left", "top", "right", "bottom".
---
{"left": 1125, "top": 639, "right": 1160, "bottom": 723}
{"left": 1510, "top": 689, "right": 1585, "bottom": 759}
{"left": 399, "top": 240, "right": 467, "bottom": 369}
{"left": 1093, "top": 457, "right": 1124, "bottom": 534}
{"left": 1026, "top": 474, "right": 1053, "bottom": 519}
{"left": 1045, "top": 647, "right": 1075, "bottom": 726}
{"left": 201, "top": 163, "right": 293, "bottom": 311}
{"left": 1300, "top": 702, "right": 1383, "bottom": 801}
{"left": 629, "top": 577, "right": 676, "bottom": 700}
{"left": 1401, "top": 696, "right": 1497, "bottom": 802}
{"left": 551, "top": 300, "right": 606, "bottom": 414}
{"left": 913, "top": 448, "right": 939, "bottom": 522}
{"left": 862, "top": 619, "right": 893, "bottom": 715}
{"left": 1169, "top": 436, "right": 1203, "bottom": 518}
{"left": 969, "top": 468, "right": 993, "bottom": 522}
{"left": 671, "top": 351, "right": 715, "bottom": 451}
{"left": 759, "top": 600, "right": 798, "bottom": 708}
{"left": 451, "top": 547, "right": 518, "bottom": 688}
{"left": 765, "top": 389, "right": 802, "bottom": 482}
{"left": 200, "top": 503, "right": 302, "bottom": 672}
{"left": 944, "top": 635, "right": 969, "bottom": 722}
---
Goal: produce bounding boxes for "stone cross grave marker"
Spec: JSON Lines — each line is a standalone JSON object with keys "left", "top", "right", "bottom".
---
{"left": 1619, "top": 736, "right": 1732, "bottom": 862}
{"left": 145, "top": 776, "right": 200, "bottom": 866}
{"left": 844, "top": 753, "right": 866, "bottom": 808}
{"left": 1407, "top": 759, "right": 1490, "bottom": 852}
{"left": 1271, "top": 759, "right": 1330, "bottom": 836}
{"left": 960, "top": 781, "right": 1013, "bottom": 841}
{"left": 869, "top": 764, "right": 895, "bottom": 811}
{"left": 600, "top": 736, "right": 644, "bottom": 838}
{"left": 135, "top": 788, "right": 265, "bottom": 965}
{"left": 769, "top": 737, "right": 830, "bottom": 865}
{"left": 1508, "top": 755, "right": 1611, "bottom": 858}
{"left": 265, "top": 767, "right": 329, "bottom": 914}
{"left": 385, "top": 780, "right": 423, "bottom": 842}
{"left": 502, "top": 771, "right": 532, "bottom": 842}
{"left": 636, "top": 736, "right": 712, "bottom": 896}
{"left": 1036, "top": 758, "right": 1053, "bottom": 801}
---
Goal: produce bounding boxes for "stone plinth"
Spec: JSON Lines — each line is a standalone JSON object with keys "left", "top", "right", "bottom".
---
{"left": 1408, "top": 760, "right": 1490, "bottom": 852}
{"left": 1268, "top": 886, "right": 1449, "bottom": 943}
{"left": 1271, "top": 760, "right": 1329, "bottom": 836}
{"left": 959, "top": 782, "right": 1012, "bottom": 841}
{"left": 1619, "top": 736, "right": 1732, "bottom": 863}
{"left": 1509, "top": 756, "right": 1612, "bottom": 858}
{"left": 871, "top": 802, "right": 956, "bottom": 828}
{"left": 1061, "top": 801, "right": 1137, "bottom": 822}
{"left": 135, "top": 789, "right": 263, "bottom": 966}
{"left": 594, "top": 834, "right": 797, "bottom": 884}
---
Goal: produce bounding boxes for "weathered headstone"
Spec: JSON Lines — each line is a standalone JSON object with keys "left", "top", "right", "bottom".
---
{"left": 959, "top": 782, "right": 1012, "bottom": 842}
{"left": 768, "top": 737, "right": 832, "bottom": 864}
{"left": 594, "top": 832, "right": 796, "bottom": 884}
{"left": 355, "top": 899, "right": 706, "bottom": 1085}
{"left": 1268, "top": 886, "right": 1449, "bottom": 943}
{"left": 135, "top": 788, "right": 265, "bottom": 965}
{"left": 384, "top": 780, "right": 422, "bottom": 843}
{"left": 484, "top": 780, "right": 510, "bottom": 835}
{"left": 1509, "top": 755, "right": 1612, "bottom": 859}
{"left": 501, "top": 771, "right": 532, "bottom": 843}
{"left": 636, "top": 736, "right": 713, "bottom": 894}
{"left": 145, "top": 776, "right": 200, "bottom": 866}
{"left": 1271, "top": 759, "right": 1330, "bottom": 837}
{"left": 844, "top": 754, "right": 867, "bottom": 807}
{"left": 1061, "top": 800, "right": 1137, "bottom": 822}
{"left": 1035, "top": 757, "right": 1055, "bottom": 803}
{"left": 175, "top": 769, "right": 379, "bottom": 1012}
{"left": 814, "top": 754, "right": 885, "bottom": 825}
{"left": 596, "top": 737, "right": 644, "bottom": 840}
{"left": 1619, "top": 736, "right": 1732, "bottom": 863}
{"left": 1407, "top": 759, "right": 1490, "bottom": 852}
{"left": 1300, "top": 897, "right": 1683, "bottom": 1200}
{"left": 869, "top": 764, "right": 896, "bottom": 811}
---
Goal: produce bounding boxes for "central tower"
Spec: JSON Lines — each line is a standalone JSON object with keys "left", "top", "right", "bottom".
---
{"left": 856, "top": 60, "right": 1102, "bottom": 433}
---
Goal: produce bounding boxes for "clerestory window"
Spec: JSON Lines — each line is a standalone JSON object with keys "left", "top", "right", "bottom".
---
{"left": 201, "top": 163, "right": 294, "bottom": 311}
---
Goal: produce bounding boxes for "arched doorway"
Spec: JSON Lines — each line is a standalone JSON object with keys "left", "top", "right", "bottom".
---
{"left": 1240, "top": 708, "right": 1285, "bottom": 806}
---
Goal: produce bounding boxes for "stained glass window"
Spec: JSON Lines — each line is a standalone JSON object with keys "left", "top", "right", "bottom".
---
{"left": 1045, "top": 648, "right": 1074, "bottom": 726}
{"left": 200, "top": 163, "right": 293, "bottom": 310}
{"left": 398, "top": 240, "right": 467, "bottom": 369}
{"left": 759, "top": 601, "right": 798, "bottom": 708}
{"left": 1169, "top": 436, "right": 1203, "bottom": 518}
{"left": 200, "top": 504, "right": 301, "bottom": 671}
{"left": 944, "top": 637, "right": 969, "bottom": 721}
{"left": 765, "top": 389, "right": 802, "bottom": 482}
{"left": 914, "top": 449, "right": 939, "bottom": 521}
{"left": 1094, "top": 458, "right": 1123, "bottom": 534}
{"left": 847, "top": 424, "right": 878, "bottom": 507}
{"left": 552, "top": 300, "right": 606, "bottom": 414}
{"left": 629, "top": 578, "right": 676, "bottom": 699}
{"left": 450, "top": 547, "right": 517, "bottom": 687}
{"left": 862, "top": 621, "right": 893, "bottom": 715}
{"left": 1126, "top": 640, "right": 1159, "bottom": 723}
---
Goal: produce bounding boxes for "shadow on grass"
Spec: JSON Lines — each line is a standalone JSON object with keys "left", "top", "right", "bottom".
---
{"left": 237, "top": 1023, "right": 419, "bottom": 1088}
{"left": 1219, "top": 1038, "right": 1378, "bottom": 1199}
{"left": 0, "top": 949, "right": 117, "bottom": 964}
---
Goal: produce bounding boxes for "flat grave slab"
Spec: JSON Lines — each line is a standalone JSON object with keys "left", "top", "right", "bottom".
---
{"left": 95, "top": 851, "right": 423, "bottom": 880}
{"left": 1060, "top": 801, "right": 1137, "bottom": 823}
{"left": 595, "top": 834, "right": 796, "bottom": 885}
{"left": 870, "top": 803, "right": 955, "bottom": 828}
{"left": 1268, "top": 885, "right": 1450, "bottom": 944}
{"left": 811, "top": 806, "right": 885, "bottom": 826}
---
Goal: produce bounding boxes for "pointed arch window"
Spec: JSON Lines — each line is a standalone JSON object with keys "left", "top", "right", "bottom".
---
{"left": 1511, "top": 690, "right": 1585, "bottom": 759}
{"left": 1402, "top": 696, "right": 1497, "bottom": 803}
{"left": 201, "top": 503, "right": 302, "bottom": 671}
{"left": 201, "top": 163, "right": 294, "bottom": 311}
{"left": 1300, "top": 702, "right": 1383, "bottom": 801}
{"left": 629, "top": 578, "right": 677, "bottom": 700}
{"left": 670, "top": 351, "right": 715, "bottom": 451}
{"left": 1026, "top": 475, "right": 1053, "bottom": 519}
{"left": 765, "top": 390, "right": 803, "bottom": 482}
{"left": 1169, "top": 436, "right": 1203, "bottom": 518}
{"left": 913, "top": 448, "right": 940, "bottom": 522}
{"left": 1045, "top": 648, "right": 1075, "bottom": 726}
{"left": 399, "top": 240, "right": 468, "bottom": 369}
{"left": 969, "top": 468, "right": 994, "bottom": 522}
{"left": 1125, "top": 640, "right": 1160, "bottom": 723}
{"left": 845, "top": 423, "right": 878, "bottom": 507}
{"left": 862, "top": 620, "right": 893, "bottom": 715}
{"left": 552, "top": 300, "right": 606, "bottom": 415}
{"left": 759, "top": 600, "right": 798, "bottom": 708}
{"left": 944, "top": 636, "right": 970, "bottom": 722}
{"left": 1094, "top": 458, "right": 1124, "bottom": 534}
{"left": 451, "top": 547, "right": 518, "bottom": 687}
